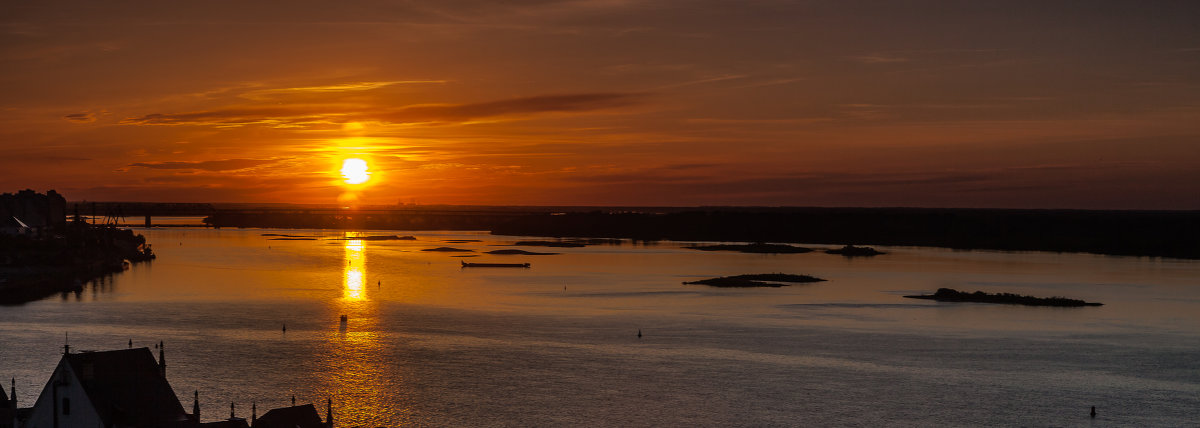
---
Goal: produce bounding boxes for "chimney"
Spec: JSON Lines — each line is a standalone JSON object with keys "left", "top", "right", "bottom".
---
{"left": 193, "top": 390, "right": 200, "bottom": 422}
{"left": 158, "top": 341, "right": 166, "bottom": 378}
{"left": 230, "top": 402, "right": 235, "bottom": 419}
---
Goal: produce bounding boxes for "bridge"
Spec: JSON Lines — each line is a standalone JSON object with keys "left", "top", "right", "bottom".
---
{"left": 67, "top": 202, "right": 556, "bottom": 230}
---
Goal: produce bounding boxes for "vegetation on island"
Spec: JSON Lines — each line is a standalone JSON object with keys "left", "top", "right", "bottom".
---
{"left": 903, "top": 288, "right": 1103, "bottom": 307}
{"left": 684, "top": 243, "right": 813, "bottom": 254}
{"left": 683, "top": 273, "right": 826, "bottom": 288}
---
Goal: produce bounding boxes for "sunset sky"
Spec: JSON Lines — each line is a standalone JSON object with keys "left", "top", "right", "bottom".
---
{"left": 3, "top": 1, "right": 1198, "bottom": 208}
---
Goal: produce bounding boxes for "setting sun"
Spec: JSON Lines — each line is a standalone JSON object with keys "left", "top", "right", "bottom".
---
{"left": 341, "top": 158, "right": 371, "bottom": 184}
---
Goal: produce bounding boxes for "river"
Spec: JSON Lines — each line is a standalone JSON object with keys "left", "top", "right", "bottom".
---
{"left": 2, "top": 227, "right": 1198, "bottom": 426}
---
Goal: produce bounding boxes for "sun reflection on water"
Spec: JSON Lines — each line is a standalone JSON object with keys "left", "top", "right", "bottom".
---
{"left": 343, "top": 236, "right": 365, "bottom": 300}
{"left": 319, "top": 232, "right": 411, "bottom": 426}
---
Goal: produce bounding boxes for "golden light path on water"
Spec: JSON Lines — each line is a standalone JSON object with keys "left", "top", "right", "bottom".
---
{"left": 317, "top": 233, "right": 410, "bottom": 425}
{"left": 343, "top": 236, "right": 365, "bottom": 300}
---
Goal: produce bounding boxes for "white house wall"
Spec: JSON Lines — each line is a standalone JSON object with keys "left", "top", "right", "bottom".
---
{"left": 22, "top": 361, "right": 102, "bottom": 428}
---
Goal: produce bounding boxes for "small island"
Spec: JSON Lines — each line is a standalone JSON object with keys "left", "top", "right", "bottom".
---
{"left": 684, "top": 243, "right": 812, "bottom": 254}
{"left": 422, "top": 247, "right": 474, "bottom": 252}
{"left": 486, "top": 249, "right": 559, "bottom": 255}
{"left": 904, "top": 288, "right": 1103, "bottom": 307}
{"left": 825, "top": 245, "right": 886, "bottom": 257}
{"left": 683, "top": 273, "right": 825, "bottom": 288}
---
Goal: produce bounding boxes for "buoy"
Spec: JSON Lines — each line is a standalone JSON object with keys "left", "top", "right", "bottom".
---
{"left": 282, "top": 323, "right": 287, "bottom": 333}
{"left": 1091, "top": 406, "right": 1096, "bottom": 418}
{"left": 637, "top": 329, "right": 642, "bottom": 338}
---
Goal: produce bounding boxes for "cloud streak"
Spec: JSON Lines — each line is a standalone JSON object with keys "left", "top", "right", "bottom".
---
{"left": 121, "top": 92, "right": 648, "bottom": 128}
{"left": 239, "top": 80, "right": 447, "bottom": 100}
{"left": 63, "top": 112, "right": 100, "bottom": 123}
{"left": 125, "top": 158, "right": 284, "bottom": 171}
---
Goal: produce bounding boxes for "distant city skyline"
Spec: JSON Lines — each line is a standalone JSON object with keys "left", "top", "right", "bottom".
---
{"left": 2, "top": 1, "right": 1198, "bottom": 209}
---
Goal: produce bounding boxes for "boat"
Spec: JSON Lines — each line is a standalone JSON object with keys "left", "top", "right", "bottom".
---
{"left": 461, "top": 261, "right": 530, "bottom": 268}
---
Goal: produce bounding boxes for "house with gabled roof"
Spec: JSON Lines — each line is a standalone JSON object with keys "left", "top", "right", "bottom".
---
{"left": 16, "top": 344, "right": 335, "bottom": 428}
{"left": 21, "top": 346, "right": 193, "bottom": 428}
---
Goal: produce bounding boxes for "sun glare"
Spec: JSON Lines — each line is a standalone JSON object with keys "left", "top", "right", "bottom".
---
{"left": 341, "top": 158, "right": 371, "bottom": 184}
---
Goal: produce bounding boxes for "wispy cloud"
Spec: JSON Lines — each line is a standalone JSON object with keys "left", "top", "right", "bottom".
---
{"left": 63, "top": 112, "right": 99, "bottom": 123}
{"left": 124, "top": 158, "right": 285, "bottom": 172}
{"left": 122, "top": 92, "right": 648, "bottom": 128}
{"left": 657, "top": 74, "right": 747, "bottom": 90}
{"left": 379, "top": 93, "right": 647, "bottom": 123}
{"left": 239, "top": 80, "right": 447, "bottom": 100}
{"left": 685, "top": 117, "right": 833, "bottom": 125}
{"left": 733, "top": 77, "right": 805, "bottom": 89}
{"left": 849, "top": 54, "right": 910, "bottom": 64}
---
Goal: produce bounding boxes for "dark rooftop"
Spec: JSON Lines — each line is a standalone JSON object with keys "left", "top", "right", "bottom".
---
{"left": 62, "top": 347, "right": 190, "bottom": 427}
{"left": 200, "top": 420, "right": 250, "bottom": 428}
{"left": 251, "top": 404, "right": 325, "bottom": 428}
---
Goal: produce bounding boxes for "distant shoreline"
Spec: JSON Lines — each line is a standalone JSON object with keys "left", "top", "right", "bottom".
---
{"left": 187, "top": 207, "right": 1200, "bottom": 259}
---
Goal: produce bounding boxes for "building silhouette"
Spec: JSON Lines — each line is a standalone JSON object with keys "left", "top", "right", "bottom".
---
{"left": 11, "top": 346, "right": 332, "bottom": 428}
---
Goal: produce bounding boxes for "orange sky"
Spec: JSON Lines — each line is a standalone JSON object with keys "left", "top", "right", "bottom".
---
{"left": 2, "top": 1, "right": 1198, "bottom": 208}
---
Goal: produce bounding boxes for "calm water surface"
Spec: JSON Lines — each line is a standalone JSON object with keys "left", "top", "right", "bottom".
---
{"left": 2, "top": 227, "right": 1198, "bottom": 426}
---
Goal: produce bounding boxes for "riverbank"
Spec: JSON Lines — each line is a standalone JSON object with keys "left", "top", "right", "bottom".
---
{"left": 0, "top": 225, "right": 154, "bottom": 305}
